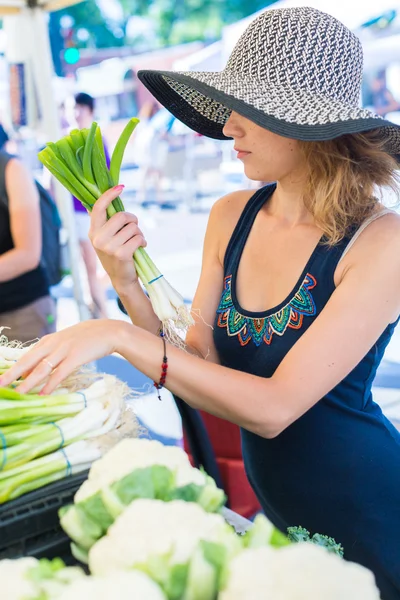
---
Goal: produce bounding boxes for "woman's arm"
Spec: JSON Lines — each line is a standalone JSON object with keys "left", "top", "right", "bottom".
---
{"left": 115, "top": 194, "right": 226, "bottom": 360}
{"left": 89, "top": 187, "right": 250, "bottom": 360}
{"left": 110, "top": 213, "right": 400, "bottom": 436}
{"left": 120, "top": 212, "right": 400, "bottom": 433}
{"left": 4, "top": 210, "right": 399, "bottom": 440}
{"left": 0, "top": 159, "right": 41, "bottom": 282}
{"left": 87, "top": 189, "right": 161, "bottom": 334}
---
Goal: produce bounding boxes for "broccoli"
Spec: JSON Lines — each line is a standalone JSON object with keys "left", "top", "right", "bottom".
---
{"left": 287, "top": 526, "right": 310, "bottom": 544}
{"left": 311, "top": 533, "right": 344, "bottom": 557}
{"left": 287, "top": 526, "right": 344, "bottom": 557}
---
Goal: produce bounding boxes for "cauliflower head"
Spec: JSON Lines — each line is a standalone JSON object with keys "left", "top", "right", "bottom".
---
{"left": 1, "top": 557, "right": 84, "bottom": 600}
{"left": 61, "top": 439, "right": 225, "bottom": 564}
{"left": 89, "top": 498, "right": 241, "bottom": 600}
{"left": 76, "top": 438, "right": 203, "bottom": 502}
{"left": 1, "top": 557, "right": 38, "bottom": 600}
{"left": 220, "top": 544, "right": 381, "bottom": 600}
{"left": 57, "top": 569, "right": 166, "bottom": 600}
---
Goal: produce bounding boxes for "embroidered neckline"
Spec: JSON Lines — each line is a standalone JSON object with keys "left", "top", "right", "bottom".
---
{"left": 216, "top": 273, "right": 317, "bottom": 346}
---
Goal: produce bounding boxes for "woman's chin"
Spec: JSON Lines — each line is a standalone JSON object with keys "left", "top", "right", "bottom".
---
{"left": 243, "top": 165, "right": 275, "bottom": 183}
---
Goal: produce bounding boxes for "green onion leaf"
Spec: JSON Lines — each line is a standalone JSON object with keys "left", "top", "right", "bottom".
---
{"left": 82, "top": 122, "right": 97, "bottom": 185}
{"left": 91, "top": 134, "right": 111, "bottom": 195}
{"left": 56, "top": 138, "right": 100, "bottom": 199}
{"left": 39, "top": 148, "right": 96, "bottom": 210}
{"left": 109, "top": 118, "right": 139, "bottom": 185}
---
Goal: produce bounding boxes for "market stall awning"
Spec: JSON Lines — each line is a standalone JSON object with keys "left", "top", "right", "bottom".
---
{"left": 0, "top": 0, "right": 81, "bottom": 13}
{"left": 222, "top": 1, "right": 400, "bottom": 62}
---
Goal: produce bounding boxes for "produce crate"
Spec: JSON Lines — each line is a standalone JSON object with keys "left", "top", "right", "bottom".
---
{"left": 0, "top": 472, "right": 88, "bottom": 563}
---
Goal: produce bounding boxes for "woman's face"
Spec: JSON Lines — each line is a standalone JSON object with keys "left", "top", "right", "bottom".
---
{"left": 222, "top": 111, "right": 306, "bottom": 183}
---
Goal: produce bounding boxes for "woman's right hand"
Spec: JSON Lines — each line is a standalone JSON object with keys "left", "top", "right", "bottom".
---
{"left": 88, "top": 185, "right": 147, "bottom": 293}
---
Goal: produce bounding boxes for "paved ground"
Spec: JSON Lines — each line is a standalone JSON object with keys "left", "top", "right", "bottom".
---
{"left": 55, "top": 197, "right": 400, "bottom": 442}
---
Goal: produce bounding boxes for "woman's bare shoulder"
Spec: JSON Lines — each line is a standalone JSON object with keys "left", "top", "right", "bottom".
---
{"left": 351, "top": 210, "right": 400, "bottom": 253}
{"left": 338, "top": 210, "right": 400, "bottom": 281}
{"left": 208, "top": 188, "right": 259, "bottom": 262}
{"left": 212, "top": 188, "right": 256, "bottom": 220}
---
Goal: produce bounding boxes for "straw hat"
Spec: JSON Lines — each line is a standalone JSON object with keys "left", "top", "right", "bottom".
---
{"left": 137, "top": 6, "right": 400, "bottom": 156}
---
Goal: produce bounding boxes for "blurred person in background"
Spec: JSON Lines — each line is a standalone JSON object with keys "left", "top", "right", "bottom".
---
{"left": 0, "top": 122, "right": 18, "bottom": 155}
{"left": 134, "top": 102, "right": 172, "bottom": 206}
{"left": 59, "top": 102, "right": 70, "bottom": 134}
{"left": 73, "top": 92, "right": 109, "bottom": 318}
{"left": 0, "top": 152, "right": 56, "bottom": 342}
{"left": 0, "top": 123, "right": 9, "bottom": 151}
{"left": 370, "top": 70, "right": 400, "bottom": 118}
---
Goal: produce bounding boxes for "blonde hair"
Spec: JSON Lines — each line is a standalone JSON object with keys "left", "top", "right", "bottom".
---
{"left": 299, "top": 130, "right": 400, "bottom": 245}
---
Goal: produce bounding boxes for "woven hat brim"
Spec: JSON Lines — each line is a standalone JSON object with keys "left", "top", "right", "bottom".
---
{"left": 137, "top": 69, "right": 400, "bottom": 157}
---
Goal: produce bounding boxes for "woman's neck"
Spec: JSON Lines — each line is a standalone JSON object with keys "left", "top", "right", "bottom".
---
{"left": 265, "top": 176, "right": 314, "bottom": 227}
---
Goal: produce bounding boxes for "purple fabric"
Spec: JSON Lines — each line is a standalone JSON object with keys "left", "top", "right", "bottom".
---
{"left": 73, "top": 138, "right": 110, "bottom": 213}
{"left": 73, "top": 195, "right": 86, "bottom": 212}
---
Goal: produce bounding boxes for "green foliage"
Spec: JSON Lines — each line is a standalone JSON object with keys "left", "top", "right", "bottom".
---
{"left": 55, "top": 0, "right": 125, "bottom": 50}
{"left": 144, "top": 0, "right": 279, "bottom": 46}
{"left": 287, "top": 525, "right": 311, "bottom": 543}
{"left": 310, "top": 533, "right": 345, "bottom": 558}
{"left": 287, "top": 526, "right": 344, "bottom": 557}
{"left": 53, "top": 0, "right": 279, "bottom": 51}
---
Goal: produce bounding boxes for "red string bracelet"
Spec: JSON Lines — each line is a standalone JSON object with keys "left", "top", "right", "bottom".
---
{"left": 154, "top": 332, "right": 168, "bottom": 401}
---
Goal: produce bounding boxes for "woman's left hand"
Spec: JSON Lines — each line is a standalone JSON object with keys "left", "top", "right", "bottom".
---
{"left": 0, "top": 319, "right": 128, "bottom": 395}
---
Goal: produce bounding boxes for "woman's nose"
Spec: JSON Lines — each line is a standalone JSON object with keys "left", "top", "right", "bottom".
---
{"left": 222, "top": 111, "right": 244, "bottom": 138}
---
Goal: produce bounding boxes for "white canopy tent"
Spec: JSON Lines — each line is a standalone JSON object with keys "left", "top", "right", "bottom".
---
{"left": 2, "top": 0, "right": 89, "bottom": 321}
{"left": 222, "top": 1, "right": 400, "bottom": 63}
{"left": 173, "top": 2, "right": 400, "bottom": 73}
{"left": 363, "top": 33, "right": 400, "bottom": 69}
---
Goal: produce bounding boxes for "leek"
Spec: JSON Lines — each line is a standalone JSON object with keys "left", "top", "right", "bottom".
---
{"left": 0, "top": 379, "right": 106, "bottom": 425}
{"left": 0, "top": 378, "right": 121, "bottom": 469}
{"left": 0, "top": 394, "right": 122, "bottom": 471}
{"left": 38, "top": 118, "right": 194, "bottom": 342}
{"left": 0, "top": 338, "right": 138, "bottom": 504}
{"left": 0, "top": 440, "right": 103, "bottom": 503}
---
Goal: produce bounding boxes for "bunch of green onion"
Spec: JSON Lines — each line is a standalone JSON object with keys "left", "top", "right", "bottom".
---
{"left": 0, "top": 377, "right": 128, "bottom": 504}
{"left": 38, "top": 118, "right": 194, "bottom": 340}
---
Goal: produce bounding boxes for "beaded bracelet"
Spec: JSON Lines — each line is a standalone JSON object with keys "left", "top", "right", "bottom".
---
{"left": 154, "top": 332, "right": 168, "bottom": 401}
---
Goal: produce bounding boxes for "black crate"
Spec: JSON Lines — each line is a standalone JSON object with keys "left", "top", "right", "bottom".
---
{"left": 0, "top": 472, "right": 88, "bottom": 562}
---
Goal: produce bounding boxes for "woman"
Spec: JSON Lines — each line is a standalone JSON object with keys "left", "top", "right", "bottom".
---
{"left": 1, "top": 7, "right": 400, "bottom": 598}
{"left": 0, "top": 151, "right": 56, "bottom": 342}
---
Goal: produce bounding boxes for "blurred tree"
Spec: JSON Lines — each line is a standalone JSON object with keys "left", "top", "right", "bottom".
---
{"left": 125, "top": 0, "right": 279, "bottom": 46}
{"left": 50, "top": 0, "right": 279, "bottom": 65}
{"left": 50, "top": 0, "right": 124, "bottom": 55}
{"left": 49, "top": 12, "right": 64, "bottom": 77}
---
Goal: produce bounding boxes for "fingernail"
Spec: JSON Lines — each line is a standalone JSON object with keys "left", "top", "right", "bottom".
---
{"left": 114, "top": 185, "right": 125, "bottom": 192}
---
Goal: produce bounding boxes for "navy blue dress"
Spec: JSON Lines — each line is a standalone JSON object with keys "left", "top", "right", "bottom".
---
{"left": 213, "top": 185, "right": 400, "bottom": 599}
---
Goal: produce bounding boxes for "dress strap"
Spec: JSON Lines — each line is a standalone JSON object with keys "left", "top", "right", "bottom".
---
{"left": 338, "top": 208, "right": 395, "bottom": 264}
{"left": 223, "top": 183, "right": 276, "bottom": 273}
